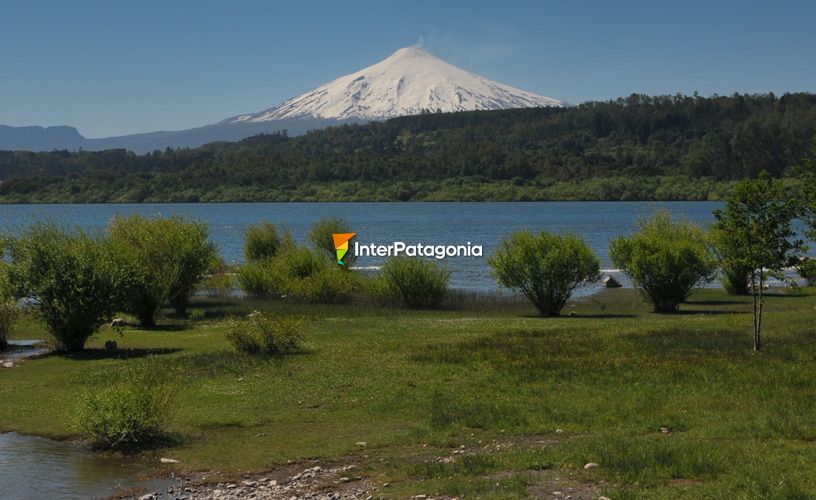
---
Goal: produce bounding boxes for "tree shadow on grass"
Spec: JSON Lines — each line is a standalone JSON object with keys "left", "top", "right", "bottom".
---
{"left": 132, "top": 324, "right": 191, "bottom": 332}
{"left": 618, "top": 327, "right": 754, "bottom": 356}
{"left": 673, "top": 310, "right": 746, "bottom": 316}
{"left": 54, "top": 347, "right": 182, "bottom": 360}
{"left": 684, "top": 299, "right": 747, "bottom": 306}
{"left": 520, "top": 313, "right": 637, "bottom": 319}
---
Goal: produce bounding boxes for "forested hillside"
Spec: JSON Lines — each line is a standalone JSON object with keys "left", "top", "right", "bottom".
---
{"left": 1, "top": 93, "right": 814, "bottom": 202}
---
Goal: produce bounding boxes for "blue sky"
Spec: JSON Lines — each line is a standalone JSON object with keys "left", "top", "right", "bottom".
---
{"left": 1, "top": 0, "right": 814, "bottom": 137}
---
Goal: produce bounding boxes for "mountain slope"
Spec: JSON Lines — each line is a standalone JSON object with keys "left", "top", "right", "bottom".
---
{"left": 1, "top": 47, "right": 561, "bottom": 153}
{"left": 227, "top": 47, "right": 562, "bottom": 123}
{"left": 0, "top": 125, "right": 86, "bottom": 151}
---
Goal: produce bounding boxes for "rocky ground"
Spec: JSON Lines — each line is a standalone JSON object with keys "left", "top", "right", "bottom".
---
{"left": 123, "top": 439, "right": 605, "bottom": 500}
{"left": 130, "top": 464, "right": 378, "bottom": 500}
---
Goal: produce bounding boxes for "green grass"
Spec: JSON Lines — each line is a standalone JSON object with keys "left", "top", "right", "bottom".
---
{"left": 2, "top": 288, "right": 816, "bottom": 498}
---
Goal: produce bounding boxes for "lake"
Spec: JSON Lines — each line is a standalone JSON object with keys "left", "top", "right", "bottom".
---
{"left": 0, "top": 432, "right": 175, "bottom": 499}
{"left": 0, "top": 201, "right": 729, "bottom": 290}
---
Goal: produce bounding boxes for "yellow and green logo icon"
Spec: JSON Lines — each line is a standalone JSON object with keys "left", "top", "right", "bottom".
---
{"left": 332, "top": 232, "right": 356, "bottom": 267}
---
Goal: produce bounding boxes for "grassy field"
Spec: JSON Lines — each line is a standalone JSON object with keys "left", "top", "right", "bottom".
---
{"left": 2, "top": 287, "right": 816, "bottom": 498}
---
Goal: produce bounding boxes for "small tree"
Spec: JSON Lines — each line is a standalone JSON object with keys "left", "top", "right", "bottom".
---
{"left": 610, "top": 211, "right": 716, "bottom": 313}
{"left": 243, "top": 222, "right": 282, "bottom": 262}
{"left": 8, "top": 224, "right": 134, "bottom": 352}
{"left": 109, "top": 215, "right": 217, "bottom": 324}
{"left": 308, "top": 217, "right": 357, "bottom": 268}
{"left": 488, "top": 231, "right": 600, "bottom": 316}
{"left": 713, "top": 174, "right": 803, "bottom": 351}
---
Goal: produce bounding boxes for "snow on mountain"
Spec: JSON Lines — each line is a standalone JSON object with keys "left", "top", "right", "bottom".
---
{"left": 228, "top": 47, "right": 563, "bottom": 123}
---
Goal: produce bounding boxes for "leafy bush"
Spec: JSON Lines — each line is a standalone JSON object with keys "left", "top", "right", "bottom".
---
{"left": 308, "top": 217, "right": 356, "bottom": 267}
{"left": 188, "top": 308, "right": 207, "bottom": 321}
{"left": 237, "top": 260, "right": 276, "bottom": 296}
{"left": 226, "top": 311, "right": 306, "bottom": 355}
{"left": 243, "top": 222, "right": 282, "bottom": 262}
{"left": 719, "top": 263, "right": 753, "bottom": 295}
{"left": 797, "top": 258, "right": 816, "bottom": 286}
{"left": 8, "top": 224, "right": 134, "bottom": 351}
{"left": 359, "top": 274, "right": 398, "bottom": 304}
{"left": 610, "top": 211, "right": 716, "bottom": 313}
{"left": 276, "top": 245, "right": 326, "bottom": 279}
{"left": 488, "top": 231, "right": 600, "bottom": 316}
{"left": 381, "top": 257, "right": 450, "bottom": 309}
{"left": 108, "top": 215, "right": 217, "bottom": 324}
{"left": 237, "top": 245, "right": 342, "bottom": 301}
{"left": 289, "top": 266, "right": 353, "bottom": 303}
{"left": 711, "top": 227, "right": 751, "bottom": 294}
{"left": 76, "top": 362, "right": 178, "bottom": 450}
{"left": 0, "top": 270, "right": 18, "bottom": 351}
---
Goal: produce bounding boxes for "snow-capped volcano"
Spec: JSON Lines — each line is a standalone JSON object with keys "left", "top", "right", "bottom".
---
{"left": 228, "top": 47, "right": 563, "bottom": 123}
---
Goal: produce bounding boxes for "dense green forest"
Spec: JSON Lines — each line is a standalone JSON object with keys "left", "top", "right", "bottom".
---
{"left": 0, "top": 93, "right": 814, "bottom": 202}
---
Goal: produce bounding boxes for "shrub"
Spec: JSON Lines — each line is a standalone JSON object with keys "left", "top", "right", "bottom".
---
{"left": 109, "top": 215, "right": 217, "bottom": 324}
{"left": 797, "top": 258, "right": 816, "bottom": 286}
{"left": 381, "top": 256, "right": 450, "bottom": 309}
{"left": 719, "top": 263, "right": 753, "bottom": 295}
{"left": 226, "top": 311, "right": 306, "bottom": 355}
{"left": 8, "top": 224, "right": 134, "bottom": 352}
{"left": 488, "top": 231, "right": 600, "bottom": 316}
{"left": 237, "top": 242, "right": 358, "bottom": 303}
{"left": 308, "top": 217, "right": 357, "bottom": 267}
{"left": 0, "top": 270, "right": 18, "bottom": 350}
{"left": 359, "top": 274, "right": 398, "bottom": 305}
{"left": 289, "top": 266, "right": 353, "bottom": 303}
{"left": 237, "top": 260, "right": 276, "bottom": 296}
{"left": 189, "top": 308, "right": 207, "bottom": 321}
{"left": 711, "top": 227, "right": 751, "bottom": 294}
{"left": 276, "top": 245, "right": 326, "bottom": 279}
{"left": 76, "top": 362, "right": 178, "bottom": 450}
{"left": 243, "top": 222, "right": 282, "bottom": 262}
{"left": 610, "top": 211, "right": 716, "bottom": 313}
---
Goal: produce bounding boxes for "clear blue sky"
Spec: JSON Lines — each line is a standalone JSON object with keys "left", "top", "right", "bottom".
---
{"left": 2, "top": 0, "right": 814, "bottom": 137}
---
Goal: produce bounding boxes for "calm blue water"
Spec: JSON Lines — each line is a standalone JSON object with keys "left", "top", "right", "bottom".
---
{"left": 0, "top": 202, "right": 728, "bottom": 290}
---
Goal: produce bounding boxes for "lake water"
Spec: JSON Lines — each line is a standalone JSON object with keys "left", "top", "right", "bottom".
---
{"left": 0, "top": 201, "right": 728, "bottom": 290}
{"left": 0, "top": 432, "right": 175, "bottom": 499}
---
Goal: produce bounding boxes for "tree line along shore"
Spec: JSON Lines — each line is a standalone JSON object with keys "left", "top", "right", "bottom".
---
{"left": 0, "top": 93, "right": 814, "bottom": 202}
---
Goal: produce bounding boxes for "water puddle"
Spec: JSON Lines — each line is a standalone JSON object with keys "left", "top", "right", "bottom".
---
{"left": 0, "top": 432, "right": 176, "bottom": 499}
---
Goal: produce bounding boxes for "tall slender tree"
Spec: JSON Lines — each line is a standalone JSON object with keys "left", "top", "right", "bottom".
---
{"left": 713, "top": 173, "right": 803, "bottom": 351}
